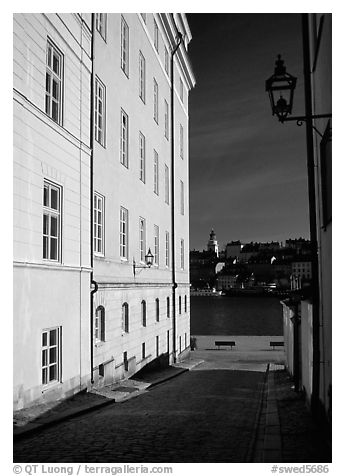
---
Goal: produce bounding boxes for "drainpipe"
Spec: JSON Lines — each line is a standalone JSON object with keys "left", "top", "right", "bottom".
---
{"left": 170, "top": 23, "right": 183, "bottom": 363}
{"left": 301, "top": 13, "right": 320, "bottom": 417}
{"left": 90, "top": 13, "right": 97, "bottom": 385}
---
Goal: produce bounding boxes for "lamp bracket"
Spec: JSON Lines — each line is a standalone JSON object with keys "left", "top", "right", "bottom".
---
{"left": 280, "top": 113, "right": 331, "bottom": 137}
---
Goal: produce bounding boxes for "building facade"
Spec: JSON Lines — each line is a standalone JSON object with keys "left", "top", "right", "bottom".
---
{"left": 13, "top": 13, "right": 195, "bottom": 409}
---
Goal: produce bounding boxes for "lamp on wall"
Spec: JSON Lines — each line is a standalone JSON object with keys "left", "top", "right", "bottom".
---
{"left": 133, "top": 248, "right": 154, "bottom": 276}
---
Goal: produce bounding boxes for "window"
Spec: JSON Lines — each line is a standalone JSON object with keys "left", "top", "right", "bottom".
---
{"left": 184, "top": 295, "right": 187, "bottom": 313}
{"left": 94, "top": 77, "right": 106, "bottom": 146}
{"left": 166, "top": 296, "right": 170, "bottom": 318}
{"left": 164, "top": 46, "right": 169, "bottom": 76}
{"left": 180, "top": 238, "right": 184, "bottom": 269}
{"left": 122, "top": 303, "right": 129, "bottom": 333}
{"left": 123, "top": 352, "right": 128, "bottom": 371}
{"left": 153, "top": 79, "right": 159, "bottom": 123}
{"left": 154, "top": 19, "right": 159, "bottom": 51}
{"left": 179, "top": 296, "right": 182, "bottom": 314}
{"left": 120, "top": 109, "right": 129, "bottom": 167}
{"left": 43, "top": 180, "right": 61, "bottom": 261}
{"left": 167, "top": 330, "right": 170, "bottom": 353}
{"left": 96, "top": 13, "right": 107, "bottom": 40}
{"left": 93, "top": 192, "right": 104, "bottom": 256}
{"left": 156, "top": 298, "right": 160, "bottom": 322}
{"left": 179, "top": 336, "right": 182, "bottom": 354}
{"left": 139, "top": 51, "right": 146, "bottom": 102}
{"left": 120, "top": 207, "right": 128, "bottom": 259}
{"left": 165, "top": 231, "right": 170, "bottom": 267}
{"left": 121, "top": 16, "right": 129, "bottom": 76}
{"left": 45, "top": 39, "right": 63, "bottom": 124}
{"left": 142, "top": 342, "right": 146, "bottom": 359}
{"left": 179, "top": 77, "right": 184, "bottom": 102}
{"left": 180, "top": 124, "right": 184, "bottom": 158}
{"left": 95, "top": 306, "right": 105, "bottom": 342}
{"left": 139, "top": 132, "right": 146, "bottom": 182}
{"left": 164, "top": 164, "right": 169, "bottom": 204}
{"left": 42, "top": 328, "right": 61, "bottom": 386}
{"left": 139, "top": 217, "right": 146, "bottom": 262}
{"left": 154, "top": 225, "right": 159, "bottom": 265}
{"left": 156, "top": 336, "right": 159, "bottom": 357}
{"left": 141, "top": 300, "right": 147, "bottom": 327}
{"left": 180, "top": 180, "right": 185, "bottom": 215}
{"left": 164, "top": 100, "right": 169, "bottom": 139}
{"left": 153, "top": 150, "right": 159, "bottom": 195}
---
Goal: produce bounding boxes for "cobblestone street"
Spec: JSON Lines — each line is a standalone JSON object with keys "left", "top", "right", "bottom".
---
{"left": 14, "top": 358, "right": 265, "bottom": 463}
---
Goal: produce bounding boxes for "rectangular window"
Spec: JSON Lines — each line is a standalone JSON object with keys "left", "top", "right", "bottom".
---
{"left": 139, "top": 217, "right": 146, "bottom": 263}
{"left": 142, "top": 342, "right": 146, "bottom": 360}
{"left": 180, "top": 180, "right": 185, "bottom": 215}
{"left": 93, "top": 192, "right": 104, "bottom": 256}
{"left": 153, "top": 79, "right": 159, "bottom": 123}
{"left": 94, "top": 77, "right": 106, "bottom": 146}
{"left": 139, "top": 51, "right": 146, "bottom": 103}
{"left": 42, "top": 327, "right": 61, "bottom": 386}
{"left": 165, "top": 164, "right": 169, "bottom": 204}
{"left": 139, "top": 132, "right": 146, "bottom": 182}
{"left": 121, "top": 16, "right": 129, "bottom": 76}
{"left": 154, "top": 19, "right": 159, "bottom": 51}
{"left": 179, "top": 77, "right": 184, "bottom": 102}
{"left": 43, "top": 180, "right": 61, "bottom": 261}
{"left": 165, "top": 231, "right": 170, "bottom": 267}
{"left": 120, "top": 109, "right": 129, "bottom": 167}
{"left": 95, "top": 306, "right": 105, "bottom": 342}
{"left": 45, "top": 39, "right": 63, "bottom": 124}
{"left": 164, "top": 100, "right": 169, "bottom": 139}
{"left": 156, "top": 336, "right": 159, "bottom": 357}
{"left": 154, "top": 225, "right": 159, "bottom": 266}
{"left": 164, "top": 46, "right": 169, "bottom": 76}
{"left": 180, "top": 238, "right": 185, "bottom": 269}
{"left": 120, "top": 207, "right": 128, "bottom": 259}
{"left": 96, "top": 13, "right": 107, "bottom": 40}
{"left": 180, "top": 124, "right": 184, "bottom": 158}
{"left": 153, "top": 150, "right": 159, "bottom": 195}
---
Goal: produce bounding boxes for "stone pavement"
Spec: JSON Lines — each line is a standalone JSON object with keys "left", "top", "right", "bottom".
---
{"left": 13, "top": 346, "right": 331, "bottom": 463}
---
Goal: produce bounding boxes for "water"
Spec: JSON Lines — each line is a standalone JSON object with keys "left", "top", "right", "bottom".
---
{"left": 190, "top": 296, "right": 283, "bottom": 336}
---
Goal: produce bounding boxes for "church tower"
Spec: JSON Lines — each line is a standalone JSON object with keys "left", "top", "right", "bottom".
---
{"left": 207, "top": 229, "right": 219, "bottom": 257}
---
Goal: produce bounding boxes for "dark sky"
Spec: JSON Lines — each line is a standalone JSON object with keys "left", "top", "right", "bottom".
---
{"left": 186, "top": 13, "right": 310, "bottom": 251}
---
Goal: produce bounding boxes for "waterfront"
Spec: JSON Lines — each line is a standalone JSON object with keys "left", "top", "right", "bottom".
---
{"left": 190, "top": 295, "right": 283, "bottom": 336}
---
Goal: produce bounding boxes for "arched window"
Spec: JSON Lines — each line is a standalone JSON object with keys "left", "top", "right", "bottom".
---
{"left": 184, "top": 295, "right": 187, "bottom": 313}
{"left": 95, "top": 306, "right": 105, "bottom": 342}
{"left": 166, "top": 296, "right": 170, "bottom": 318}
{"left": 178, "top": 296, "right": 182, "bottom": 314}
{"left": 122, "top": 302, "right": 129, "bottom": 333}
{"left": 156, "top": 298, "right": 160, "bottom": 322}
{"left": 141, "top": 300, "right": 146, "bottom": 327}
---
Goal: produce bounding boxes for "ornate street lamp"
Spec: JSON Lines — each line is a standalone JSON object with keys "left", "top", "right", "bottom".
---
{"left": 133, "top": 248, "right": 154, "bottom": 276}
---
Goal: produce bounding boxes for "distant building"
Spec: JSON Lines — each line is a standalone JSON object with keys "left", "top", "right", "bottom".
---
{"left": 225, "top": 240, "right": 243, "bottom": 261}
{"left": 207, "top": 229, "right": 219, "bottom": 257}
{"left": 216, "top": 274, "right": 238, "bottom": 291}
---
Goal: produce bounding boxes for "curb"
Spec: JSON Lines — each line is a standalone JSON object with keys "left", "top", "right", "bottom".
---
{"left": 262, "top": 364, "right": 282, "bottom": 462}
{"left": 143, "top": 367, "right": 189, "bottom": 389}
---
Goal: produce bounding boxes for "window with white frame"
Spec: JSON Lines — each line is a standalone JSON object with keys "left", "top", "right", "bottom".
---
{"left": 164, "top": 164, "right": 169, "bottom": 204}
{"left": 94, "top": 77, "right": 106, "bottom": 146}
{"left": 139, "top": 132, "right": 145, "bottom": 182}
{"left": 153, "top": 150, "right": 159, "bottom": 195}
{"left": 139, "top": 51, "right": 146, "bottom": 103}
{"left": 120, "top": 206, "right": 128, "bottom": 259}
{"left": 154, "top": 225, "right": 159, "bottom": 265}
{"left": 180, "top": 238, "right": 185, "bottom": 269}
{"left": 95, "top": 306, "right": 105, "bottom": 342}
{"left": 139, "top": 217, "right": 146, "bottom": 262}
{"left": 96, "top": 13, "right": 107, "bottom": 41}
{"left": 180, "top": 180, "right": 185, "bottom": 215}
{"left": 93, "top": 192, "right": 104, "bottom": 255}
{"left": 179, "top": 77, "right": 184, "bottom": 102}
{"left": 153, "top": 79, "right": 159, "bottom": 123}
{"left": 164, "top": 100, "right": 169, "bottom": 139}
{"left": 180, "top": 124, "right": 184, "bottom": 158}
{"left": 165, "top": 231, "right": 170, "bottom": 267}
{"left": 43, "top": 180, "right": 61, "bottom": 261}
{"left": 120, "top": 109, "right": 129, "bottom": 167}
{"left": 164, "top": 46, "right": 169, "bottom": 76}
{"left": 42, "top": 327, "right": 61, "bottom": 386}
{"left": 122, "top": 302, "right": 129, "bottom": 333}
{"left": 121, "top": 16, "right": 129, "bottom": 76}
{"left": 154, "top": 19, "right": 159, "bottom": 51}
{"left": 45, "top": 39, "right": 63, "bottom": 124}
